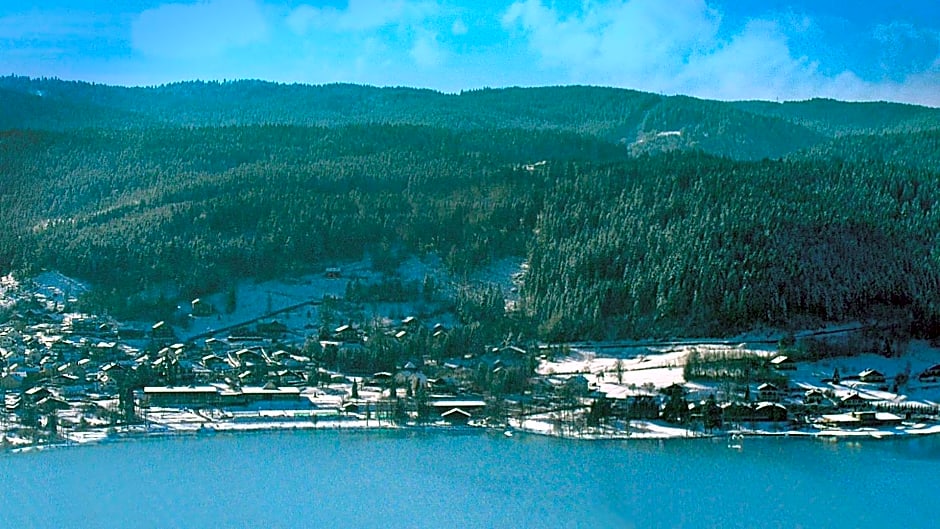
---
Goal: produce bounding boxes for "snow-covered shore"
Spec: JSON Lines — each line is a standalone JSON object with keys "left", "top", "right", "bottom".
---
{"left": 10, "top": 413, "right": 940, "bottom": 456}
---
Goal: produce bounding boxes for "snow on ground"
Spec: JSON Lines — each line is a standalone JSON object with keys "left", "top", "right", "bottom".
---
{"left": 629, "top": 421, "right": 703, "bottom": 439}
{"left": 0, "top": 274, "right": 17, "bottom": 309}
{"left": 31, "top": 271, "right": 88, "bottom": 303}
{"left": 177, "top": 271, "right": 351, "bottom": 340}
{"left": 469, "top": 257, "right": 525, "bottom": 302}
{"left": 512, "top": 415, "right": 703, "bottom": 439}
{"left": 538, "top": 348, "right": 690, "bottom": 390}
{"left": 175, "top": 254, "right": 525, "bottom": 341}
{"left": 785, "top": 341, "right": 940, "bottom": 405}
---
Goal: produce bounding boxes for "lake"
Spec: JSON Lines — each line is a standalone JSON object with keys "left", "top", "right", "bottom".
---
{"left": 1, "top": 430, "right": 937, "bottom": 528}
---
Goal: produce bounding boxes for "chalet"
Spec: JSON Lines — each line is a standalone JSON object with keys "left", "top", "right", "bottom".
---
{"left": 821, "top": 411, "right": 903, "bottom": 428}
{"left": 720, "top": 402, "right": 753, "bottom": 423}
{"left": 851, "top": 410, "right": 902, "bottom": 427}
{"left": 268, "top": 369, "right": 307, "bottom": 387}
{"left": 101, "top": 361, "right": 126, "bottom": 376}
{"left": 494, "top": 345, "right": 528, "bottom": 356}
{"left": 204, "top": 338, "right": 226, "bottom": 352}
{"left": 401, "top": 316, "right": 417, "bottom": 327}
{"left": 564, "top": 375, "right": 590, "bottom": 396}
{"left": 430, "top": 399, "right": 486, "bottom": 415}
{"left": 662, "top": 383, "right": 687, "bottom": 397}
{"left": 66, "top": 315, "right": 100, "bottom": 334}
{"left": 858, "top": 369, "right": 886, "bottom": 384}
{"left": 769, "top": 355, "right": 796, "bottom": 371}
{"left": 325, "top": 267, "right": 341, "bottom": 279}
{"left": 372, "top": 372, "right": 393, "bottom": 384}
{"left": 92, "top": 341, "right": 120, "bottom": 361}
{"left": 49, "top": 373, "right": 85, "bottom": 398}
{"left": 191, "top": 298, "right": 214, "bottom": 317}
{"left": 840, "top": 392, "right": 868, "bottom": 410}
{"left": 803, "top": 389, "right": 827, "bottom": 406}
{"left": 341, "top": 401, "right": 360, "bottom": 414}
{"left": 440, "top": 407, "right": 472, "bottom": 424}
{"left": 50, "top": 339, "right": 81, "bottom": 360}
{"left": 289, "top": 354, "right": 313, "bottom": 368}
{"left": 428, "top": 377, "right": 458, "bottom": 393}
{"left": 143, "top": 386, "right": 221, "bottom": 408}
{"left": 334, "top": 324, "right": 357, "bottom": 342}
{"left": 757, "top": 382, "right": 781, "bottom": 402}
{"left": 256, "top": 320, "right": 288, "bottom": 338}
{"left": 233, "top": 348, "right": 269, "bottom": 368}
{"left": 752, "top": 402, "right": 788, "bottom": 422}
{"left": 151, "top": 321, "right": 176, "bottom": 342}
{"left": 23, "top": 386, "right": 54, "bottom": 402}
{"left": 201, "top": 354, "right": 231, "bottom": 372}
{"left": 237, "top": 370, "right": 255, "bottom": 385}
{"left": 36, "top": 395, "right": 71, "bottom": 413}
{"left": 920, "top": 364, "right": 940, "bottom": 381}
{"left": 76, "top": 357, "right": 92, "bottom": 374}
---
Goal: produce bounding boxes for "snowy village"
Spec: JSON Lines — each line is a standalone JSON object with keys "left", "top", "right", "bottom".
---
{"left": 4, "top": 260, "right": 940, "bottom": 453}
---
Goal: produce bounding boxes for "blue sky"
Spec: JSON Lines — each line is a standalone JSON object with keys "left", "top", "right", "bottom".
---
{"left": 1, "top": 0, "right": 938, "bottom": 105}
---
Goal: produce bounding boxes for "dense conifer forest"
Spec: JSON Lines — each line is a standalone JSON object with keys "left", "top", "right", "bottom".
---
{"left": 2, "top": 76, "right": 939, "bottom": 338}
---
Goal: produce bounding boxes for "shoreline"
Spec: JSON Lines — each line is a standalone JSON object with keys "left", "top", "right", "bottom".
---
{"left": 7, "top": 415, "right": 940, "bottom": 455}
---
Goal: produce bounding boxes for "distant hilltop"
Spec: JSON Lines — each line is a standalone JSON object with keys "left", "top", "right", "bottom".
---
{"left": 3, "top": 75, "right": 940, "bottom": 161}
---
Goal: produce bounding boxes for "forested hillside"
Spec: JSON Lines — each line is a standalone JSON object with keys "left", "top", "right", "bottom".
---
{"left": 1, "top": 76, "right": 939, "bottom": 337}
{"left": 8, "top": 76, "right": 939, "bottom": 160}
{"left": 525, "top": 155, "right": 940, "bottom": 338}
{"left": 732, "top": 98, "right": 940, "bottom": 136}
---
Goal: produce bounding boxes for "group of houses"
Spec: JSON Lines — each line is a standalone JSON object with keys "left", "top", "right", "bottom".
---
{"left": 0, "top": 277, "right": 497, "bottom": 429}
{"left": 4, "top": 274, "right": 939, "bottom": 438}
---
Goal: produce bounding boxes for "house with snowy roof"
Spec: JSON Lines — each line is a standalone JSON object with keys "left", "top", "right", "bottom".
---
{"left": 858, "top": 369, "right": 886, "bottom": 384}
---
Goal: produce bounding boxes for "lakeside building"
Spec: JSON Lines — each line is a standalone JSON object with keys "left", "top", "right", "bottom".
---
{"left": 820, "top": 411, "right": 903, "bottom": 428}
{"left": 143, "top": 384, "right": 306, "bottom": 410}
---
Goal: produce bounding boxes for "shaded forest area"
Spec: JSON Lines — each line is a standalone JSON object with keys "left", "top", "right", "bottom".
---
{"left": 1, "top": 77, "right": 939, "bottom": 338}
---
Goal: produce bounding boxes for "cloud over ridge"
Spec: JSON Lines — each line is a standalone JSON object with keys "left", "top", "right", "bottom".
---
{"left": 502, "top": 0, "right": 940, "bottom": 106}
{"left": 131, "top": 0, "right": 269, "bottom": 60}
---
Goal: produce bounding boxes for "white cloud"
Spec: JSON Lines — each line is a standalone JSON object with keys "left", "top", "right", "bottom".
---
{"left": 286, "top": 0, "right": 438, "bottom": 34}
{"left": 410, "top": 30, "right": 444, "bottom": 67}
{"left": 502, "top": 0, "right": 940, "bottom": 106}
{"left": 503, "top": 0, "right": 719, "bottom": 78}
{"left": 131, "top": 0, "right": 268, "bottom": 60}
{"left": 451, "top": 18, "right": 468, "bottom": 36}
{"left": 285, "top": 1, "right": 449, "bottom": 71}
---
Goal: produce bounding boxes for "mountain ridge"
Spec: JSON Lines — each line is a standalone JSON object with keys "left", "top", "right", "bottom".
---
{"left": 4, "top": 75, "right": 939, "bottom": 161}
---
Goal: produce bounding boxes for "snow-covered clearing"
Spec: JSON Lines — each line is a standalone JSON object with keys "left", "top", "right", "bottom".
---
{"left": 512, "top": 415, "right": 703, "bottom": 439}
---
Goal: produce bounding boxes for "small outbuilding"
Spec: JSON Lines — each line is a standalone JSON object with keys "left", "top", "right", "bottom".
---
{"left": 757, "top": 382, "right": 781, "bottom": 402}
{"left": 769, "top": 355, "right": 796, "bottom": 371}
{"left": 858, "top": 369, "right": 886, "bottom": 384}
{"left": 840, "top": 392, "right": 868, "bottom": 410}
{"left": 440, "top": 407, "right": 472, "bottom": 424}
{"left": 752, "top": 402, "right": 788, "bottom": 422}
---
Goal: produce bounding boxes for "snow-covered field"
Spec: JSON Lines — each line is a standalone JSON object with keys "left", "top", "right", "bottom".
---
{"left": 512, "top": 415, "right": 704, "bottom": 439}
{"left": 173, "top": 254, "right": 525, "bottom": 341}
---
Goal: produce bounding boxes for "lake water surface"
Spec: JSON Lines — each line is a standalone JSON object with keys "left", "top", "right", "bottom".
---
{"left": 1, "top": 430, "right": 936, "bottom": 528}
